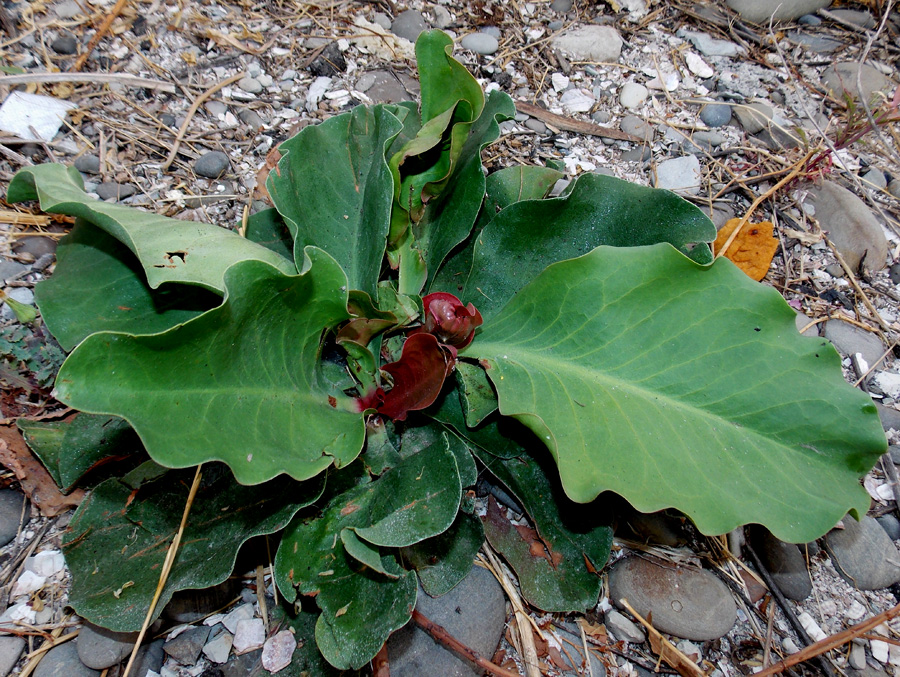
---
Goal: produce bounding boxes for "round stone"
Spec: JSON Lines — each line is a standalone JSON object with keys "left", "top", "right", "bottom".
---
{"left": 96, "top": 183, "right": 135, "bottom": 201}
{"left": 391, "top": 9, "right": 428, "bottom": 42}
{"left": 51, "top": 35, "right": 78, "bottom": 55}
{"left": 35, "top": 641, "right": 100, "bottom": 677}
{"left": 73, "top": 155, "right": 101, "bottom": 174}
{"left": 238, "top": 77, "right": 262, "bottom": 94}
{"left": 608, "top": 556, "right": 736, "bottom": 640}
{"left": 620, "top": 114, "right": 653, "bottom": 141}
{"left": 700, "top": 103, "right": 732, "bottom": 128}
{"left": 460, "top": 32, "right": 499, "bottom": 56}
{"left": 826, "top": 515, "right": 900, "bottom": 590}
{"left": 194, "top": 151, "right": 230, "bottom": 179}
{"left": 550, "top": 0, "right": 573, "bottom": 11}
{"left": 619, "top": 82, "right": 649, "bottom": 109}
{"left": 77, "top": 622, "right": 138, "bottom": 669}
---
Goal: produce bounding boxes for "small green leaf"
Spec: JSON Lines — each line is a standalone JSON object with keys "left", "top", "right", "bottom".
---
{"left": 416, "top": 30, "right": 484, "bottom": 125}
{"left": 244, "top": 208, "right": 294, "bottom": 261}
{"left": 475, "top": 447, "right": 612, "bottom": 611}
{"left": 18, "top": 413, "right": 141, "bottom": 493}
{"left": 267, "top": 105, "right": 403, "bottom": 296}
{"left": 456, "top": 361, "right": 498, "bottom": 427}
{"left": 8, "top": 164, "right": 295, "bottom": 293}
{"left": 55, "top": 248, "right": 365, "bottom": 485}
{"left": 64, "top": 463, "right": 323, "bottom": 631}
{"left": 402, "top": 511, "right": 485, "bottom": 597}
{"left": 466, "top": 244, "right": 886, "bottom": 541}
{"left": 464, "top": 173, "right": 717, "bottom": 319}
{"left": 341, "top": 529, "right": 402, "bottom": 578}
{"left": 35, "top": 221, "right": 218, "bottom": 351}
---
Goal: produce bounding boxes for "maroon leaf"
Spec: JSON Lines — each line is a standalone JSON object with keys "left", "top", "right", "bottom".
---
{"left": 377, "top": 333, "right": 456, "bottom": 421}
{"left": 417, "top": 292, "right": 483, "bottom": 349}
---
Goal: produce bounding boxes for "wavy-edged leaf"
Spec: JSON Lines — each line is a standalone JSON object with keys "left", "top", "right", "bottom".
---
{"left": 55, "top": 248, "right": 365, "bottom": 485}
{"left": 416, "top": 30, "right": 484, "bottom": 126}
{"left": 431, "top": 164, "right": 563, "bottom": 296}
{"left": 244, "top": 207, "right": 294, "bottom": 261}
{"left": 401, "top": 421, "right": 478, "bottom": 488}
{"left": 35, "top": 221, "right": 219, "bottom": 351}
{"left": 474, "top": 447, "right": 612, "bottom": 611}
{"left": 267, "top": 105, "right": 403, "bottom": 295}
{"left": 463, "top": 173, "right": 717, "bottom": 319}
{"left": 465, "top": 244, "right": 886, "bottom": 541}
{"left": 8, "top": 164, "right": 295, "bottom": 293}
{"left": 63, "top": 462, "right": 323, "bottom": 631}
{"left": 402, "top": 511, "right": 484, "bottom": 597}
{"left": 18, "top": 413, "right": 141, "bottom": 493}
{"left": 274, "top": 439, "right": 461, "bottom": 669}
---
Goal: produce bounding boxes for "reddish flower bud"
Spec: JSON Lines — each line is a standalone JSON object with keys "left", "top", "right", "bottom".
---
{"left": 420, "top": 292, "right": 483, "bottom": 349}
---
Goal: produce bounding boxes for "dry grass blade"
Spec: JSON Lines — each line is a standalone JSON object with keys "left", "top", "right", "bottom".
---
{"left": 619, "top": 599, "right": 706, "bottom": 677}
{"left": 121, "top": 465, "right": 204, "bottom": 677}
{"left": 18, "top": 626, "right": 78, "bottom": 677}
{"left": 0, "top": 72, "right": 177, "bottom": 92}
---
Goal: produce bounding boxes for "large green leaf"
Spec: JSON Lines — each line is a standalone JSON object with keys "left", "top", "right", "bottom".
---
{"left": 267, "top": 105, "right": 402, "bottom": 296}
{"left": 7, "top": 164, "right": 295, "bottom": 293}
{"left": 474, "top": 446, "right": 612, "bottom": 611}
{"left": 274, "top": 439, "right": 462, "bottom": 669}
{"left": 464, "top": 244, "right": 886, "bottom": 541}
{"left": 244, "top": 207, "right": 294, "bottom": 261}
{"left": 463, "top": 173, "right": 717, "bottom": 319}
{"left": 64, "top": 462, "right": 323, "bottom": 631}
{"left": 401, "top": 511, "right": 484, "bottom": 597}
{"left": 35, "top": 221, "right": 218, "bottom": 351}
{"left": 431, "top": 164, "right": 563, "bottom": 296}
{"left": 18, "top": 413, "right": 141, "bottom": 493}
{"left": 416, "top": 30, "right": 484, "bottom": 125}
{"left": 54, "top": 248, "right": 365, "bottom": 485}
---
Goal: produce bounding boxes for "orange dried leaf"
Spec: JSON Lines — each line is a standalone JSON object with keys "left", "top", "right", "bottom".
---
{"left": 714, "top": 218, "right": 779, "bottom": 281}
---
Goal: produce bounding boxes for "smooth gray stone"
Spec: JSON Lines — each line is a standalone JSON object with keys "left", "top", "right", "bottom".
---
{"left": 73, "top": 154, "right": 100, "bottom": 174}
{"left": 551, "top": 25, "right": 623, "bottom": 62}
{"left": 826, "top": 515, "right": 900, "bottom": 589}
{"left": 388, "top": 564, "right": 506, "bottom": 677}
{"left": 605, "top": 609, "right": 645, "bottom": 643}
{"left": 733, "top": 102, "right": 773, "bottom": 134}
{"left": 0, "top": 259, "right": 27, "bottom": 282}
{"left": 788, "top": 31, "right": 843, "bottom": 54}
{"left": 163, "top": 625, "right": 210, "bottom": 665}
{"left": 237, "top": 77, "right": 262, "bottom": 94}
{"left": 862, "top": 168, "right": 888, "bottom": 190}
{"left": 654, "top": 155, "right": 702, "bottom": 195}
{"left": 160, "top": 113, "right": 176, "bottom": 127}
{"left": 524, "top": 118, "right": 547, "bottom": 134}
{"left": 391, "top": 9, "right": 428, "bottom": 42}
{"left": 806, "top": 180, "right": 888, "bottom": 271}
{"left": 430, "top": 6, "right": 452, "bottom": 29}
{"left": 237, "top": 109, "right": 264, "bottom": 129}
{"left": 13, "top": 236, "right": 57, "bottom": 258}
{"left": 131, "top": 638, "right": 165, "bottom": 677}
{"left": 550, "top": 0, "right": 573, "bottom": 11}
{"left": 0, "top": 490, "right": 27, "bottom": 548}
{"left": 877, "top": 513, "right": 900, "bottom": 541}
{"left": 828, "top": 9, "right": 875, "bottom": 28}
{"left": 889, "top": 445, "right": 900, "bottom": 464}
{"left": 876, "top": 401, "right": 900, "bottom": 432}
{"left": 608, "top": 556, "right": 736, "bottom": 640}
{"left": 750, "top": 527, "right": 812, "bottom": 600}
{"left": 620, "top": 114, "right": 653, "bottom": 141}
{"left": 725, "top": 0, "right": 830, "bottom": 23}
{"left": 621, "top": 146, "right": 651, "bottom": 163}
{"left": 34, "top": 641, "right": 100, "bottom": 677}
{"left": 700, "top": 103, "right": 732, "bottom": 127}
{"left": 51, "top": 35, "right": 77, "bottom": 55}
{"left": 96, "top": 183, "right": 135, "bottom": 201}
{"left": 676, "top": 29, "right": 743, "bottom": 57}
{"left": 798, "top": 14, "right": 822, "bottom": 25}
{"left": 822, "top": 319, "right": 885, "bottom": 366}
{"left": 461, "top": 32, "right": 499, "bottom": 55}
{"left": 205, "top": 101, "right": 227, "bottom": 117}
{"left": 0, "top": 636, "right": 25, "bottom": 677}
{"left": 890, "top": 180, "right": 900, "bottom": 200}
{"left": 194, "top": 151, "right": 230, "bottom": 179}
{"left": 822, "top": 63, "right": 895, "bottom": 103}
{"left": 77, "top": 621, "right": 138, "bottom": 669}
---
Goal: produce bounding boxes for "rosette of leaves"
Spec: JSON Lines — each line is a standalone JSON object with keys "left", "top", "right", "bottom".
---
{"left": 9, "top": 30, "right": 885, "bottom": 670}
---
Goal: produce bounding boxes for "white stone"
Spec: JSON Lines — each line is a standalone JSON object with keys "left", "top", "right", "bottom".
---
{"left": 551, "top": 73, "right": 570, "bottom": 92}
{"left": 655, "top": 155, "right": 702, "bottom": 195}
{"left": 551, "top": 25, "right": 623, "bottom": 63}
{"left": 232, "top": 618, "right": 265, "bottom": 655}
{"left": 202, "top": 631, "right": 233, "bottom": 664}
{"left": 222, "top": 603, "right": 255, "bottom": 634}
{"left": 685, "top": 52, "right": 714, "bottom": 79}
{"left": 798, "top": 612, "right": 827, "bottom": 642}
{"left": 782, "top": 637, "right": 800, "bottom": 654}
{"left": 0, "top": 91, "right": 77, "bottom": 141}
{"left": 872, "top": 639, "right": 890, "bottom": 664}
{"left": 605, "top": 610, "right": 645, "bottom": 643}
{"left": 647, "top": 71, "right": 679, "bottom": 92}
{"left": 11, "top": 571, "right": 45, "bottom": 598}
{"left": 875, "top": 372, "right": 900, "bottom": 399}
{"left": 26, "top": 550, "right": 65, "bottom": 577}
{"left": 560, "top": 89, "right": 595, "bottom": 113}
{"left": 619, "top": 82, "right": 649, "bottom": 109}
{"left": 261, "top": 630, "right": 297, "bottom": 673}
{"left": 676, "top": 29, "right": 745, "bottom": 57}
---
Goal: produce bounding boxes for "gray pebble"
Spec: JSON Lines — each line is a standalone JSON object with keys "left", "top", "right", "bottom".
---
{"left": 877, "top": 513, "right": 900, "bottom": 541}
{"left": 280, "top": 69, "right": 297, "bottom": 81}
{"left": 160, "top": 113, "right": 176, "bottom": 127}
{"left": 34, "top": 641, "right": 100, "bottom": 677}
{"left": 655, "top": 155, "right": 702, "bottom": 195}
{"left": 131, "top": 639, "right": 165, "bottom": 677}
{"left": 550, "top": 0, "right": 573, "bottom": 11}
{"left": 164, "top": 625, "right": 210, "bottom": 665}
{"left": 205, "top": 101, "right": 228, "bottom": 118}
{"left": 826, "top": 515, "right": 900, "bottom": 589}
{"left": 592, "top": 110, "right": 611, "bottom": 124}
{"left": 194, "top": 151, "right": 230, "bottom": 179}
{"left": 877, "top": 401, "right": 900, "bottom": 432}
{"left": 889, "top": 180, "right": 900, "bottom": 200}
{"left": 238, "top": 77, "right": 262, "bottom": 94}
{"left": 51, "top": 35, "right": 77, "bottom": 55}
{"left": 77, "top": 622, "right": 138, "bottom": 669}
{"left": 862, "top": 169, "right": 888, "bottom": 190}
{"left": 55, "top": 0, "right": 82, "bottom": 18}
{"left": 0, "top": 636, "right": 25, "bottom": 677}
{"left": 73, "top": 155, "right": 100, "bottom": 175}
{"left": 823, "top": 319, "right": 885, "bottom": 366}
{"left": 827, "top": 8, "right": 876, "bottom": 29}
{"left": 824, "top": 263, "right": 845, "bottom": 278}
{"left": 700, "top": 102, "right": 732, "bottom": 128}
{"left": 481, "top": 26, "right": 501, "bottom": 39}
{"left": 372, "top": 12, "right": 392, "bottom": 31}
{"left": 461, "top": 32, "right": 499, "bottom": 56}
{"left": 388, "top": 564, "right": 505, "bottom": 676}
{"left": 430, "top": 6, "right": 452, "bottom": 29}
{"left": 237, "top": 109, "right": 264, "bottom": 129}
{"left": 733, "top": 102, "right": 773, "bottom": 135}
{"left": 889, "top": 445, "right": 900, "bottom": 464}
{"left": 256, "top": 74, "right": 273, "bottom": 88}
{"left": 96, "top": 183, "right": 135, "bottom": 201}
{"left": 391, "top": 9, "right": 428, "bottom": 42}
{"left": 548, "top": 20, "right": 564, "bottom": 30}
{"left": 605, "top": 609, "right": 645, "bottom": 643}
{"left": 750, "top": 527, "right": 812, "bottom": 600}
{"left": 608, "top": 556, "right": 736, "bottom": 640}
{"left": 891, "top": 261, "right": 900, "bottom": 284}
{"left": 524, "top": 118, "right": 547, "bottom": 134}
{"left": 355, "top": 72, "right": 376, "bottom": 92}
{"left": 620, "top": 114, "right": 653, "bottom": 141}
{"left": 798, "top": 14, "right": 822, "bottom": 25}
{"left": 621, "top": 146, "right": 651, "bottom": 163}
{"left": 0, "top": 260, "right": 27, "bottom": 283}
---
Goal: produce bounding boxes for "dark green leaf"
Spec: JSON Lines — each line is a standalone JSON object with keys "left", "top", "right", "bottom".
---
{"left": 55, "top": 248, "right": 366, "bottom": 485}
{"left": 455, "top": 361, "right": 497, "bottom": 427}
{"left": 402, "top": 511, "right": 484, "bottom": 597}
{"left": 463, "top": 173, "right": 717, "bottom": 319}
{"left": 244, "top": 207, "right": 294, "bottom": 261}
{"left": 64, "top": 463, "right": 323, "bottom": 631}
{"left": 35, "top": 221, "right": 218, "bottom": 351}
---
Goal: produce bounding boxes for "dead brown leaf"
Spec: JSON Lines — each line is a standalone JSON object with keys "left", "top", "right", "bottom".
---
{"left": 253, "top": 147, "right": 282, "bottom": 202}
{"left": 714, "top": 218, "right": 779, "bottom": 281}
{"left": 0, "top": 424, "right": 83, "bottom": 516}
